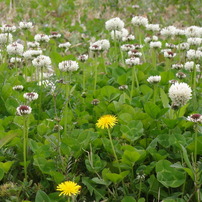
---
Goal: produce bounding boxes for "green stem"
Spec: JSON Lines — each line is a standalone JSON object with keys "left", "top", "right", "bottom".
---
{"left": 107, "top": 129, "right": 120, "bottom": 173}
{"left": 165, "top": 58, "right": 170, "bottom": 71}
{"left": 153, "top": 84, "right": 157, "bottom": 104}
{"left": 64, "top": 75, "right": 70, "bottom": 135}
{"left": 23, "top": 116, "right": 28, "bottom": 181}
{"left": 192, "top": 63, "right": 197, "bottom": 110}
{"left": 194, "top": 124, "right": 198, "bottom": 164}
{"left": 93, "top": 62, "right": 98, "bottom": 94}
{"left": 152, "top": 49, "right": 156, "bottom": 69}
{"left": 82, "top": 63, "right": 86, "bottom": 92}
{"left": 114, "top": 30, "right": 118, "bottom": 61}
{"left": 138, "top": 179, "right": 142, "bottom": 201}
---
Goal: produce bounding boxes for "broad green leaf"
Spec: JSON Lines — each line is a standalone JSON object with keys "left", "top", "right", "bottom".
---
{"left": 0, "top": 168, "right": 4, "bottom": 180}
{"left": 121, "top": 196, "right": 136, "bottom": 202}
{"left": 156, "top": 160, "right": 186, "bottom": 188}
{"left": 187, "top": 136, "right": 202, "bottom": 155}
{"left": 160, "top": 88, "right": 169, "bottom": 108}
{"left": 105, "top": 171, "right": 129, "bottom": 184}
{"left": 35, "top": 190, "right": 51, "bottom": 202}
{"left": 0, "top": 133, "right": 18, "bottom": 149}
{"left": 144, "top": 102, "right": 160, "bottom": 119}
{"left": 122, "top": 150, "right": 140, "bottom": 166}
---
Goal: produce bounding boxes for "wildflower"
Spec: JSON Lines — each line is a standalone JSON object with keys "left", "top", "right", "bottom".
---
{"left": 118, "top": 85, "right": 128, "bottom": 90}
{"left": 184, "top": 61, "right": 200, "bottom": 72}
{"left": 16, "top": 105, "right": 32, "bottom": 116}
{"left": 0, "top": 33, "right": 13, "bottom": 44}
{"left": 78, "top": 54, "right": 88, "bottom": 62}
{"left": 169, "top": 80, "right": 178, "bottom": 84}
{"left": 133, "top": 44, "right": 143, "bottom": 49}
{"left": 160, "top": 26, "right": 177, "bottom": 37}
{"left": 176, "top": 72, "right": 186, "bottom": 79}
{"left": 164, "top": 51, "right": 176, "bottom": 58}
{"left": 19, "top": 22, "right": 33, "bottom": 29}
{"left": 58, "top": 42, "right": 71, "bottom": 49}
{"left": 187, "top": 37, "right": 202, "bottom": 46}
{"left": 111, "top": 28, "right": 129, "bottom": 40}
{"left": 23, "top": 92, "right": 38, "bottom": 101}
{"left": 149, "top": 41, "right": 162, "bottom": 48}
{"left": 89, "top": 43, "right": 102, "bottom": 51}
{"left": 91, "top": 40, "right": 110, "bottom": 51}
{"left": 10, "top": 57, "right": 22, "bottom": 63}
{"left": 131, "top": 16, "right": 148, "bottom": 27}
{"left": 146, "top": 24, "right": 160, "bottom": 32}
{"left": 125, "top": 57, "right": 140, "bottom": 66}
{"left": 13, "top": 85, "right": 24, "bottom": 91}
{"left": 105, "top": 17, "right": 124, "bottom": 31}
{"left": 32, "top": 55, "right": 51, "bottom": 68}
{"left": 34, "top": 34, "right": 50, "bottom": 42}
{"left": 27, "top": 41, "right": 40, "bottom": 49}
{"left": 165, "top": 43, "right": 176, "bottom": 49}
{"left": 1, "top": 24, "right": 16, "bottom": 33}
{"left": 23, "top": 50, "right": 42, "bottom": 59}
{"left": 147, "top": 75, "right": 161, "bottom": 84}
{"left": 7, "top": 42, "right": 24, "bottom": 56}
{"left": 49, "top": 32, "right": 61, "bottom": 38}
{"left": 177, "top": 42, "right": 190, "bottom": 50}
{"left": 96, "top": 115, "right": 118, "bottom": 129}
{"left": 121, "top": 44, "right": 135, "bottom": 52}
{"left": 58, "top": 60, "right": 79, "bottom": 72}
{"left": 128, "top": 50, "right": 142, "bottom": 57}
{"left": 144, "top": 35, "right": 158, "bottom": 43}
{"left": 91, "top": 99, "right": 100, "bottom": 105}
{"left": 168, "top": 82, "right": 192, "bottom": 107}
{"left": 187, "top": 114, "right": 202, "bottom": 123}
{"left": 38, "top": 80, "right": 56, "bottom": 93}
{"left": 171, "top": 64, "right": 184, "bottom": 70}
{"left": 122, "top": 34, "right": 135, "bottom": 42}
{"left": 56, "top": 181, "right": 81, "bottom": 197}
{"left": 185, "top": 26, "right": 202, "bottom": 38}
{"left": 186, "top": 49, "right": 202, "bottom": 60}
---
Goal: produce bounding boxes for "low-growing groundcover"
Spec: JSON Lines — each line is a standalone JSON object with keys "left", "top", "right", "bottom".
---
{"left": 0, "top": 1, "right": 202, "bottom": 202}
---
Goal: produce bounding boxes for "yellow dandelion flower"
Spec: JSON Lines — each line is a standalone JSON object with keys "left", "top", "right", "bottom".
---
{"left": 56, "top": 181, "right": 81, "bottom": 197}
{"left": 96, "top": 115, "right": 118, "bottom": 129}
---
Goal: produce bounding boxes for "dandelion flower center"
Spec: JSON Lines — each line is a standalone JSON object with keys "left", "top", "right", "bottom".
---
{"left": 96, "top": 115, "right": 118, "bottom": 129}
{"left": 56, "top": 181, "right": 81, "bottom": 197}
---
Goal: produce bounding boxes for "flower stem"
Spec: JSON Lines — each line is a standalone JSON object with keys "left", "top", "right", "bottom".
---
{"left": 23, "top": 115, "right": 28, "bottom": 181}
{"left": 153, "top": 84, "right": 157, "bottom": 103}
{"left": 137, "top": 179, "right": 142, "bottom": 201}
{"left": 93, "top": 62, "right": 98, "bottom": 94}
{"left": 152, "top": 49, "right": 156, "bottom": 70}
{"left": 130, "top": 66, "right": 139, "bottom": 103}
{"left": 107, "top": 129, "right": 121, "bottom": 173}
{"left": 82, "top": 63, "right": 86, "bottom": 92}
{"left": 64, "top": 75, "right": 70, "bottom": 135}
{"left": 194, "top": 124, "right": 198, "bottom": 164}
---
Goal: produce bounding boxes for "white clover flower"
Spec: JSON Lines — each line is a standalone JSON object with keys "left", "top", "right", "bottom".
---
{"left": 58, "top": 42, "right": 71, "bottom": 49}
{"left": 58, "top": 60, "right": 79, "bottom": 72}
{"left": 160, "top": 26, "right": 177, "bottom": 37}
{"left": 23, "top": 50, "right": 42, "bottom": 59}
{"left": 160, "top": 49, "right": 172, "bottom": 53}
{"left": 27, "top": 41, "right": 40, "bottom": 49}
{"left": 23, "top": 92, "right": 38, "bottom": 101}
{"left": 43, "top": 72, "right": 54, "bottom": 79}
{"left": 1, "top": 24, "right": 16, "bottom": 33}
{"left": 171, "top": 64, "right": 184, "bottom": 70}
{"left": 96, "top": 39, "right": 110, "bottom": 51}
{"left": 7, "top": 42, "right": 24, "bottom": 56}
{"left": 105, "top": 17, "right": 124, "bottom": 31}
{"left": 111, "top": 28, "right": 129, "bottom": 40}
{"left": 19, "top": 22, "right": 33, "bottom": 29}
{"left": 134, "top": 44, "right": 143, "bottom": 49}
{"left": 168, "top": 82, "right": 192, "bottom": 107}
{"left": 13, "top": 85, "right": 24, "bottom": 91}
{"left": 187, "top": 114, "right": 202, "bottom": 123}
{"left": 32, "top": 55, "right": 51, "bottom": 68}
{"left": 177, "top": 42, "right": 190, "bottom": 50}
{"left": 122, "top": 34, "right": 135, "bottom": 42}
{"left": 121, "top": 44, "right": 135, "bottom": 52}
{"left": 184, "top": 61, "right": 200, "bottom": 72}
{"left": 49, "top": 32, "right": 61, "bottom": 38}
{"left": 149, "top": 41, "right": 162, "bottom": 48}
{"left": 146, "top": 24, "right": 160, "bottom": 32}
{"left": 147, "top": 75, "right": 161, "bottom": 84}
{"left": 176, "top": 72, "right": 186, "bottom": 79}
{"left": 187, "top": 37, "right": 202, "bottom": 46}
{"left": 89, "top": 43, "right": 102, "bottom": 51}
{"left": 125, "top": 57, "right": 140, "bottom": 66}
{"left": 10, "top": 57, "right": 22, "bottom": 63}
{"left": 165, "top": 43, "right": 176, "bottom": 49}
{"left": 164, "top": 51, "right": 176, "bottom": 58}
{"left": 128, "top": 50, "right": 142, "bottom": 57}
{"left": 175, "top": 28, "right": 185, "bottom": 36}
{"left": 119, "top": 85, "right": 128, "bottom": 90}
{"left": 38, "top": 80, "right": 56, "bottom": 93}
{"left": 185, "top": 26, "right": 202, "bottom": 38}
{"left": 131, "top": 16, "right": 148, "bottom": 27}
{"left": 16, "top": 105, "right": 32, "bottom": 116}
{"left": 78, "top": 54, "right": 88, "bottom": 62}
{"left": 34, "top": 34, "right": 50, "bottom": 42}
{"left": 0, "top": 33, "right": 13, "bottom": 44}
{"left": 186, "top": 49, "right": 202, "bottom": 60}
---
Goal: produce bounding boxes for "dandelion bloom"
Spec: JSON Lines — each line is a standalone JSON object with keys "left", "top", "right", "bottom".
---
{"left": 96, "top": 115, "right": 118, "bottom": 129}
{"left": 56, "top": 181, "right": 81, "bottom": 197}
